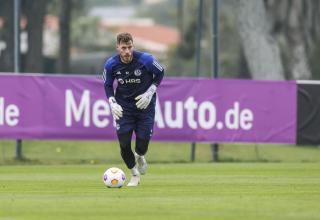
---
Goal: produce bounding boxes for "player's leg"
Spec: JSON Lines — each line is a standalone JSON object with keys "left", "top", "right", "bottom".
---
{"left": 134, "top": 138, "right": 149, "bottom": 175}
{"left": 117, "top": 131, "right": 140, "bottom": 186}
{"left": 117, "top": 131, "right": 135, "bottom": 169}
{"left": 135, "top": 107, "right": 155, "bottom": 175}
{"left": 116, "top": 112, "right": 140, "bottom": 186}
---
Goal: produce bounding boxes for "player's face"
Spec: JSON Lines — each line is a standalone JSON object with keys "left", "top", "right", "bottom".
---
{"left": 117, "top": 41, "right": 134, "bottom": 63}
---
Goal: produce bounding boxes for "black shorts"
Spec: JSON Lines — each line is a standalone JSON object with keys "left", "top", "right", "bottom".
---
{"left": 115, "top": 106, "right": 155, "bottom": 140}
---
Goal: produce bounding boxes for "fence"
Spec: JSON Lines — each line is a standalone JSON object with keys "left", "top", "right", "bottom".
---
{"left": 0, "top": 73, "right": 298, "bottom": 144}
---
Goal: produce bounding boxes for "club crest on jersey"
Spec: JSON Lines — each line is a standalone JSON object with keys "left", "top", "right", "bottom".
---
{"left": 134, "top": 69, "right": 142, "bottom": 76}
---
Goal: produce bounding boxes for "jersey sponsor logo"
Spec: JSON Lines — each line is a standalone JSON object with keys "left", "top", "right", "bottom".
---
{"left": 134, "top": 69, "right": 142, "bottom": 76}
{"left": 153, "top": 60, "right": 163, "bottom": 71}
{"left": 125, "top": 78, "right": 141, "bottom": 84}
{"left": 118, "top": 78, "right": 140, "bottom": 84}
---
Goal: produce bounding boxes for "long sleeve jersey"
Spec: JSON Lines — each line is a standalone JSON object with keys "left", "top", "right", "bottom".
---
{"left": 102, "top": 50, "right": 164, "bottom": 109}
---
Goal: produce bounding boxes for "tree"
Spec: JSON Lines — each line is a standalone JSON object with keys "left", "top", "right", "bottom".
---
{"left": 168, "top": 1, "right": 200, "bottom": 76}
{"left": 265, "top": 0, "right": 320, "bottom": 79}
{"left": 236, "top": 0, "right": 320, "bottom": 80}
{"left": 22, "top": 0, "right": 48, "bottom": 73}
{"left": 236, "top": 0, "right": 285, "bottom": 80}
{"left": 57, "top": 0, "right": 72, "bottom": 73}
{"left": 0, "top": 0, "right": 14, "bottom": 72}
{"left": 284, "top": 0, "right": 312, "bottom": 79}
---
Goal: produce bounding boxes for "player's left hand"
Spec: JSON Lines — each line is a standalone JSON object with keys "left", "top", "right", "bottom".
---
{"left": 135, "top": 84, "right": 157, "bottom": 109}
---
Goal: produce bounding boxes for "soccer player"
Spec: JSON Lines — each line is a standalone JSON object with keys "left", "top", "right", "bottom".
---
{"left": 102, "top": 32, "right": 164, "bottom": 187}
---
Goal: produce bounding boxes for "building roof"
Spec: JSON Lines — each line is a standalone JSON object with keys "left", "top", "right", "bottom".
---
{"left": 103, "top": 23, "right": 180, "bottom": 55}
{"left": 89, "top": 6, "right": 136, "bottom": 20}
{"left": 116, "top": 25, "right": 179, "bottom": 46}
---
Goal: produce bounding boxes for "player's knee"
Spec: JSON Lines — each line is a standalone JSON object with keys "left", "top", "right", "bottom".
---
{"left": 117, "top": 132, "right": 132, "bottom": 150}
{"left": 135, "top": 137, "right": 150, "bottom": 156}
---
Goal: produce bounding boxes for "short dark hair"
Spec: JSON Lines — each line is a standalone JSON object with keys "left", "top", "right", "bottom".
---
{"left": 117, "top": 32, "right": 133, "bottom": 44}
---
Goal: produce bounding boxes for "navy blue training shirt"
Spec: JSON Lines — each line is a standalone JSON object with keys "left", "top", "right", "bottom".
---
{"left": 102, "top": 50, "right": 164, "bottom": 109}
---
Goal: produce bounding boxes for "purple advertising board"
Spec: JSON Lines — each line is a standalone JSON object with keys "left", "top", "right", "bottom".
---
{"left": 0, "top": 73, "right": 296, "bottom": 144}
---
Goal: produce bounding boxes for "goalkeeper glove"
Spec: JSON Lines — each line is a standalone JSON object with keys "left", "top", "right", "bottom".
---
{"left": 135, "top": 84, "right": 157, "bottom": 109}
{"left": 108, "top": 97, "right": 123, "bottom": 120}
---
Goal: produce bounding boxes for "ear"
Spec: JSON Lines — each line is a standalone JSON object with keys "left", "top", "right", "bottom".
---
{"left": 116, "top": 44, "right": 121, "bottom": 52}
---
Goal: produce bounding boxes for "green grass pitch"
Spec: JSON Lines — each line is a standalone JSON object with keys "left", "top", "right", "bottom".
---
{"left": 1, "top": 163, "right": 320, "bottom": 220}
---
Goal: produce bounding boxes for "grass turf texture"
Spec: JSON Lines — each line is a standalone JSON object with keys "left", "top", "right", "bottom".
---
{"left": 1, "top": 163, "right": 320, "bottom": 220}
{"left": 1, "top": 140, "right": 320, "bottom": 164}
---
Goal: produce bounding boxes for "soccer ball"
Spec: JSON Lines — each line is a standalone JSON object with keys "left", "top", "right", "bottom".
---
{"left": 102, "top": 167, "right": 126, "bottom": 188}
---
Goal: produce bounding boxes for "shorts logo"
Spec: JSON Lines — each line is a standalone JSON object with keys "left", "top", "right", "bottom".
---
{"left": 116, "top": 123, "right": 120, "bottom": 130}
{"left": 118, "top": 78, "right": 124, "bottom": 84}
{"left": 134, "top": 69, "right": 142, "bottom": 76}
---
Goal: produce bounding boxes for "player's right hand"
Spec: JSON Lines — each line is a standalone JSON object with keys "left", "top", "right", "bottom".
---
{"left": 108, "top": 97, "right": 123, "bottom": 120}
